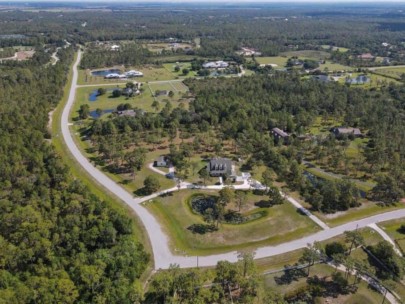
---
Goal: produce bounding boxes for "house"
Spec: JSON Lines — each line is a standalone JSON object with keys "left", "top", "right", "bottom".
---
{"left": 312, "top": 75, "right": 331, "bottom": 83}
{"left": 237, "top": 47, "right": 262, "bottom": 57}
{"left": 104, "top": 73, "right": 121, "bottom": 79}
{"left": 154, "top": 156, "right": 169, "bottom": 167}
{"left": 331, "top": 127, "right": 362, "bottom": 138}
{"left": 202, "top": 61, "right": 229, "bottom": 69}
{"left": 207, "top": 158, "right": 234, "bottom": 177}
{"left": 271, "top": 127, "right": 290, "bottom": 144}
{"left": 358, "top": 53, "right": 374, "bottom": 60}
{"left": 125, "top": 70, "right": 143, "bottom": 77}
{"left": 110, "top": 44, "right": 120, "bottom": 51}
{"left": 345, "top": 75, "right": 370, "bottom": 85}
{"left": 117, "top": 109, "right": 136, "bottom": 117}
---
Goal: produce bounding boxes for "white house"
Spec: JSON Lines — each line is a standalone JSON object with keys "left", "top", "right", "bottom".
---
{"left": 154, "top": 156, "right": 168, "bottom": 167}
{"left": 110, "top": 45, "right": 120, "bottom": 51}
{"left": 202, "top": 61, "right": 229, "bottom": 69}
{"left": 125, "top": 70, "right": 144, "bottom": 77}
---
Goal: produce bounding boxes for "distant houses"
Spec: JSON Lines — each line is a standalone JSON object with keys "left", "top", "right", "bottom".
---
{"left": 207, "top": 158, "right": 235, "bottom": 177}
{"left": 236, "top": 47, "right": 262, "bottom": 57}
{"left": 312, "top": 75, "right": 332, "bottom": 83}
{"left": 202, "top": 61, "right": 229, "bottom": 69}
{"left": 331, "top": 127, "right": 362, "bottom": 138}
{"left": 358, "top": 53, "right": 374, "bottom": 60}
{"left": 345, "top": 75, "right": 370, "bottom": 85}
{"left": 271, "top": 127, "right": 290, "bottom": 144}
{"left": 117, "top": 109, "right": 137, "bottom": 117}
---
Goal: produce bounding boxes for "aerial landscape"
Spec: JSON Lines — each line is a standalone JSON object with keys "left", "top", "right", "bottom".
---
{"left": 2, "top": 0, "right": 405, "bottom": 303}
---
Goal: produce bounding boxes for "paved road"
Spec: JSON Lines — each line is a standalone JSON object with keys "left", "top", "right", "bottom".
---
{"left": 368, "top": 223, "right": 403, "bottom": 257}
{"left": 62, "top": 50, "right": 405, "bottom": 272}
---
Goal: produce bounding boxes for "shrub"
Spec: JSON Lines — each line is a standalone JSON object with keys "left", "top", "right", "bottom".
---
{"left": 325, "top": 242, "right": 346, "bottom": 258}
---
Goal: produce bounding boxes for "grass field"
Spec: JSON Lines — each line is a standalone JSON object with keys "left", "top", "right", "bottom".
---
{"left": 373, "top": 66, "right": 405, "bottom": 80}
{"left": 255, "top": 56, "right": 288, "bottom": 67}
{"left": 162, "top": 62, "right": 198, "bottom": 78}
{"left": 321, "top": 45, "right": 350, "bottom": 52}
{"left": 280, "top": 50, "right": 331, "bottom": 60}
{"left": 145, "top": 42, "right": 193, "bottom": 53}
{"left": 145, "top": 189, "right": 320, "bottom": 255}
{"left": 379, "top": 218, "right": 405, "bottom": 254}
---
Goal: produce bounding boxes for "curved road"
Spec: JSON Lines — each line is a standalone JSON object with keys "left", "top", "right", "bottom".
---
{"left": 62, "top": 50, "right": 405, "bottom": 270}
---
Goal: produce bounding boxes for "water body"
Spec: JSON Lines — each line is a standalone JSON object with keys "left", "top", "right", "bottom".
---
{"left": 90, "top": 109, "right": 114, "bottom": 119}
{"left": 88, "top": 88, "right": 113, "bottom": 102}
{"left": 91, "top": 69, "right": 121, "bottom": 77}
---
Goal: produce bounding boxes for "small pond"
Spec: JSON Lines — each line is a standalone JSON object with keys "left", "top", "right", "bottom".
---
{"left": 91, "top": 69, "right": 121, "bottom": 77}
{"left": 88, "top": 88, "right": 113, "bottom": 102}
{"left": 90, "top": 109, "right": 114, "bottom": 119}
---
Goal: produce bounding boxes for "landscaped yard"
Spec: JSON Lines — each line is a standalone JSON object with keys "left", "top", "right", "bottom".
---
{"left": 337, "top": 72, "right": 401, "bottom": 88}
{"left": 163, "top": 62, "right": 198, "bottom": 78}
{"left": 145, "top": 189, "right": 320, "bottom": 255}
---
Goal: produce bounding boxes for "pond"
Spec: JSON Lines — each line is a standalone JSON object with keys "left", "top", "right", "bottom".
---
{"left": 88, "top": 88, "right": 113, "bottom": 102}
{"left": 90, "top": 108, "right": 114, "bottom": 119}
{"left": 91, "top": 69, "right": 121, "bottom": 77}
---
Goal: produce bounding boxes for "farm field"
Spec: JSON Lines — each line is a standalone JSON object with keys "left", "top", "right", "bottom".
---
{"left": 145, "top": 42, "right": 193, "bottom": 53}
{"left": 255, "top": 56, "right": 288, "bottom": 67}
{"left": 145, "top": 189, "right": 320, "bottom": 255}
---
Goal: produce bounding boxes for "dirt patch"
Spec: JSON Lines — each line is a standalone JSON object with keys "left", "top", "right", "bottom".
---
{"left": 16, "top": 50, "right": 35, "bottom": 61}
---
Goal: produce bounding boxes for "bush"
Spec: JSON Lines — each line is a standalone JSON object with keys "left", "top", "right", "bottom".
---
{"left": 325, "top": 242, "right": 346, "bottom": 258}
{"left": 187, "top": 223, "right": 218, "bottom": 234}
{"left": 190, "top": 195, "right": 216, "bottom": 214}
{"left": 112, "top": 88, "right": 122, "bottom": 98}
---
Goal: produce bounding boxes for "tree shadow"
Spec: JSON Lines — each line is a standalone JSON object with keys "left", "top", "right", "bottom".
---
{"left": 274, "top": 264, "right": 307, "bottom": 285}
{"left": 187, "top": 224, "right": 218, "bottom": 234}
{"left": 254, "top": 200, "right": 274, "bottom": 208}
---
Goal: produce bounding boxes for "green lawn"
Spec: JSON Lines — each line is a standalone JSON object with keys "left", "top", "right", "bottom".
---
{"left": 321, "top": 45, "right": 350, "bottom": 53}
{"left": 320, "top": 61, "right": 352, "bottom": 72}
{"left": 255, "top": 56, "right": 288, "bottom": 68}
{"left": 145, "top": 190, "right": 320, "bottom": 255}
{"left": 373, "top": 67, "right": 405, "bottom": 80}
{"left": 162, "top": 62, "right": 198, "bottom": 78}
{"left": 378, "top": 218, "right": 405, "bottom": 254}
{"left": 280, "top": 50, "right": 331, "bottom": 60}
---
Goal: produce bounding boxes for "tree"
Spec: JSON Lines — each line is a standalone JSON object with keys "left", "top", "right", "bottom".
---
{"left": 182, "top": 68, "right": 189, "bottom": 75}
{"left": 112, "top": 88, "right": 122, "bottom": 98}
{"left": 199, "top": 168, "right": 209, "bottom": 186}
{"left": 143, "top": 175, "right": 160, "bottom": 194}
{"left": 269, "top": 186, "right": 284, "bottom": 205}
{"left": 344, "top": 230, "right": 364, "bottom": 255}
{"left": 325, "top": 242, "right": 346, "bottom": 258}
{"left": 372, "top": 174, "right": 404, "bottom": 205}
{"left": 218, "top": 187, "right": 234, "bottom": 207}
{"left": 95, "top": 108, "right": 103, "bottom": 118}
{"left": 174, "top": 65, "right": 180, "bottom": 72}
{"left": 152, "top": 100, "right": 160, "bottom": 111}
{"left": 97, "top": 87, "right": 106, "bottom": 95}
{"left": 261, "top": 168, "right": 273, "bottom": 191}
{"left": 299, "top": 243, "right": 320, "bottom": 276}
{"left": 79, "top": 104, "right": 90, "bottom": 119}
{"left": 235, "top": 190, "right": 248, "bottom": 212}
{"left": 168, "top": 90, "right": 175, "bottom": 98}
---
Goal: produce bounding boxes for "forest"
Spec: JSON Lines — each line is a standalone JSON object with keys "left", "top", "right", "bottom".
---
{"left": 0, "top": 46, "right": 149, "bottom": 303}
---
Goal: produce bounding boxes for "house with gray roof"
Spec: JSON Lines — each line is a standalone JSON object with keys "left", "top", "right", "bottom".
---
{"left": 207, "top": 158, "right": 234, "bottom": 177}
{"left": 331, "top": 127, "right": 362, "bottom": 138}
{"left": 271, "top": 127, "right": 290, "bottom": 144}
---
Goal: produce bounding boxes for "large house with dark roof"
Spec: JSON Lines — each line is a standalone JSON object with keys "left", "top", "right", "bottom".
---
{"left": 207, "top": 158, "right": 234, "bottom": 177}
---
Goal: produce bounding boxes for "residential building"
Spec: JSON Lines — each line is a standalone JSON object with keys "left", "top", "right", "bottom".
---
{"left": 271, "top": 127, "right": 290, "bottom": 144}
{"left": 202, "top": 61, "right": 229, "bottom": 69}
{"left": 345, "top": 75, "right": 370, "bottom": 85}
{"left": 207, "top": 158, "right": 234, "bottom": 177}
{"left": 331, "top": 127, "right": 362, "bottom": 138}
{"left": 117, "top": 109, "right": 137, "bottom": 117}
{"left": 154, "top": 156, "right": 169, "bottom": 167}
{"left": 358, "top": 53, "right": 374, "bottom": 60}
